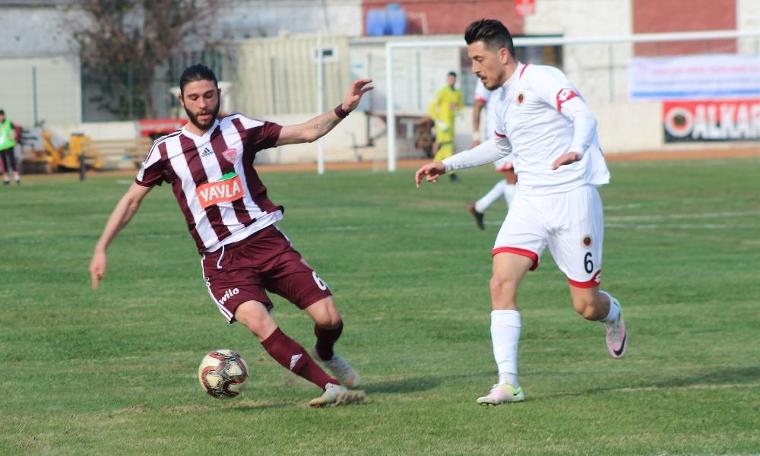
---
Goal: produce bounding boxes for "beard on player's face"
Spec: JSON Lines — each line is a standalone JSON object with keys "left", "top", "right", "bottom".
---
{"left": 469, "top": 42, "right": 506, "bottom": 90}
{"left": 477, "top": 61, "right": 505, "bottom": 90}
{"left": 185, "top": 100, "right": 220, "bottom": 131}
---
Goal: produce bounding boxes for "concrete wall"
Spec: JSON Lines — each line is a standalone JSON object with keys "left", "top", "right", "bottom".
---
{"left": 0, "top": 56, "right": 81, "bottom": 126}
{"left": 633, "top": 0, "right": 736, "bottom": 55}
{"left": 0, "top": 6, "right": 77, "bottom": 58}
{"left": 230, "top": 35, "right": 350, "bottom": 117}
{"left": 217, "top": 0, "right": 362, "bottom": 39}
{"left": 738, "top": 0, "right": 760, "bottom": 53}
{"left": 254, "top": 112, "right": 387, "bottom": 164}
{"left": 361, "top": 0, "right": 524, "bottom": 35}
{"left": 349, "top": 36, "right": 463, "bottom": 115}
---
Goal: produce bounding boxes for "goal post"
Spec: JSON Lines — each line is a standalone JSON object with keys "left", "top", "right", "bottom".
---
{"left": 384, "top": 29, "right": 760, "bottom": 171}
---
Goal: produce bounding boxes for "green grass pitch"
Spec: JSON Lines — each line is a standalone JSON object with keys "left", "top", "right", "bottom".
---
{"left": 1, "top": 157, "right": 758, "bottom": 455}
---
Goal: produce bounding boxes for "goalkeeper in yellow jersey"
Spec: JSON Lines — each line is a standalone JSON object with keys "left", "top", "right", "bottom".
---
{"left": 428, "top": 71, "right": 464, "bottom": 181}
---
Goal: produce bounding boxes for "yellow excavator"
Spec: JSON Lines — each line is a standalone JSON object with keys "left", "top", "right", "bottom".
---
{"left": 56, "top": 132, "right": 104, "bottom": 171}
{"left": 22, "top": 129, "right": 104, "bottom": 173}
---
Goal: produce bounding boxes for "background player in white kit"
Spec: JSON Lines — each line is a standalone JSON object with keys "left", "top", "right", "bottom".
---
{"left": 89, "top": 64, "right": 371, "bottom": 407}
{"left": 415, "top": 19, "right": 627, "bottom": 405}
{"left": 468, "top": 79, "right": 517, "bottom": 230}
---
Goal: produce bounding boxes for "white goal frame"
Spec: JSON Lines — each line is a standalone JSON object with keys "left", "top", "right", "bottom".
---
{"left": 384, "top": 29, "right": 760, "bottom": 172}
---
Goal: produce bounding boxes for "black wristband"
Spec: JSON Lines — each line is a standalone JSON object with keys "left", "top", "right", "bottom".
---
{"left": 334, "top": 104, "right": 350, "bottom": 119}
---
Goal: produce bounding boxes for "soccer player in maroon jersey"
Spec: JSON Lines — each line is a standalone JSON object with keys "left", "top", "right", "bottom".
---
{"left": 89, "top": 64, "right": 372, "bottom": 407}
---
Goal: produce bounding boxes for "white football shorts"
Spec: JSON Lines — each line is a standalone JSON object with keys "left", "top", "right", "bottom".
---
{"left": 492, "top": 184, "right": 604, "bottom": 288}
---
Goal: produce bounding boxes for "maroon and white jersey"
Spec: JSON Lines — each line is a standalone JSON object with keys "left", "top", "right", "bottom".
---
{"left": 136, "top": 113, "right": 283, "bottom": 253}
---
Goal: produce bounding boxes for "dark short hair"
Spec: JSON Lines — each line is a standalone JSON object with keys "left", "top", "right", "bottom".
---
{"left": 179, "top": 64, "right": 218, "bottom": 94}
{"left": 464, "top": 19, "right": 515, "bottom": 57}
{"left": 447, "top": 71, "right": 457, "bottom": 78}
{"left": 0, "top": 110, "right": 4, "bottom": 116}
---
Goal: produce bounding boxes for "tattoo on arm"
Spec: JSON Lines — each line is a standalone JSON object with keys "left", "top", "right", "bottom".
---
{"left": 312, "top": 112, "right": 341, "bottom": 137}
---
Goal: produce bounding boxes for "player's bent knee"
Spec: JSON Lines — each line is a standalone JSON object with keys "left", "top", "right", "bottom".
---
{"left": 306, "top": 296, "right": 342, "bottom": 328}
{"left": 570, "top": 293, "right": 602, "bottom": 320}
{"left": 235, "top": 300, "right": 279, "bottom": 340}
{"left": 570, "top": 286, "right": 609, "bottom": 321}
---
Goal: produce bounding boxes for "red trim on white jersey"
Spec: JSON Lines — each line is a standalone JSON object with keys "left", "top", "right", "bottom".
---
{"left": 494, "top": 131, "right": 507, "bottom": 138}
{"left": 567, "top": 270, "right": 602, "bottom": 288}
{"left": 555, "top": 88, "right": 579, "bottom": 112}
{"left": 496, "top": 163, "right": 514, "bottom": 172}
{"left": 492, "top": 246, "right": 539, "bottom": 270}
{"left": 474, "top": 96, "right": 488, "bottom": 104}
{"left": 519, "top": 63, "right": 530, "bottom": 79}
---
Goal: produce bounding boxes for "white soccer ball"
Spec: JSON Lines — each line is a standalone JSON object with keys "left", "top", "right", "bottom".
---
{"left": 198, "top": 349, "right": 249, "bottom": 398}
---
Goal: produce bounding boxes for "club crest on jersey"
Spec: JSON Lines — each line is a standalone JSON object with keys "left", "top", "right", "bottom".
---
{"left": 517, "top": 92, "right": 525, "bottom": 104}
{"left": 582, "top": 235, "right": 593, "bottom": 247}
{"left": 196, "top": 172, "right": 244, "bottom": 208}
{"left": 222, "top": 148, "right": 237, "bottom": 163}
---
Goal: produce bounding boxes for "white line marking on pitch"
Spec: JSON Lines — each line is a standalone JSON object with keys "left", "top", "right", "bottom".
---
{"left": 607, "top": 211, "right": 758, "bottom": 222}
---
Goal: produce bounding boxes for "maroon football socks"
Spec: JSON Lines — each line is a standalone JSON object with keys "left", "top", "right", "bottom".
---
{"left": 314, "top": 320, "right": 344, "bottom": 361}
{"left": 261, "top": 327, "right": 336, "bottom": 389}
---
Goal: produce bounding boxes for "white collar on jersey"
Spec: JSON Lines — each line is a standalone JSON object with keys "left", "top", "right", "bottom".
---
{"left": 501, "top": 61, "right": 526, "bottom": 90}
{"left": 181, "top": 118, "right": 220, "bottom": 140}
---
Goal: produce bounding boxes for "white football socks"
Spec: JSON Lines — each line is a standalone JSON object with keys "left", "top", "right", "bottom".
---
{"left": 490, "top": 309, "right": 521, "bottom": 387}
{"left": 599, "top": 290, "right": 620, "bottom": 323}
{"left": 475, "top": 180, "right": 508, "bottom": 213}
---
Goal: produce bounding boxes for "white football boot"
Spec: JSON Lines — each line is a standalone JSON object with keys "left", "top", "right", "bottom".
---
{"left": 476, "top": 383, "right": 525, "bottom": 405}
{"left": 308, "top": 383, "right": 366, "bottom": 408}
{"left": 313, "top": 350, "right": 361, "bottom": 389}
{"left": 605, "top": 297, "right": 628, "bottom": 359}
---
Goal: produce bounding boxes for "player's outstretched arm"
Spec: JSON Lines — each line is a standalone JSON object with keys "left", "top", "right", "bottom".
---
{"left": 414, "top": 161, "right": 446, "bottom": 188}
{"left": 277, "top": 79, "right": 373, "bottom": 146}
{"left": 89, "top": 183, "right": 152, "bottom": 290}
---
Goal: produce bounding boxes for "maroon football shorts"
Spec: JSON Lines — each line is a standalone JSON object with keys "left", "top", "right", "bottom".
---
{"left": 201, "top": 225, "right": 332, "bottom": 323}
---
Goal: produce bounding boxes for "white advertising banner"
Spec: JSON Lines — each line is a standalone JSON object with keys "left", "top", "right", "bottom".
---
{"left": 629, "top": 54, "right": 760, "bottom": 100}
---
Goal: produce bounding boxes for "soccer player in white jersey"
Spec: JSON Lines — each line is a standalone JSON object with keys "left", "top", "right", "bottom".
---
{"left": 468, "top": 79, "right": 517, "bottom": 230}
{"left": 89, "top": 64, "right": 372, "bottom": 407}
{"left": 415, "top": 19, "right": 627, "bottom": 405}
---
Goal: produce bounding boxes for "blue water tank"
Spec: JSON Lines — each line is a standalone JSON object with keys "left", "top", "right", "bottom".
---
{"left": 366, "top": 9, "right": 387, "bottom": 36}
{"left": 385, "top": 4, "right": 406, "bottom": 36}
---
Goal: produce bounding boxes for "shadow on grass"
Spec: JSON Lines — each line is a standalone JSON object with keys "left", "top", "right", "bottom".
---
{"left": 651, "top": 365, "right": 760, "bottom": 389}
{"left": 365, "top": 370, "right": 493, "bottom": 395}
{"left": 366, "top": 376, "right": 442, "bottom": 394}
{"left": 227, "top": 402, "right": 292, "bottom": 411}
{"left": 540, "top": 366, "right": 760, "bottom": 400}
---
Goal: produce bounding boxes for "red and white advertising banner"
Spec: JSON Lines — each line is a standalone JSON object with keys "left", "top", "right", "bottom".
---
{"left": 138, "top": 118, "right": 187, "bottom": 137}
{"left": 663, "top": 99, "right": 760, "bottom": 143}
{"left": 515, "top": 0, "right": 536, "bottom": 16}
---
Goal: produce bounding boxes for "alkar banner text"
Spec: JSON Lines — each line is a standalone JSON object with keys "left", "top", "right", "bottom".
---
{"left": 630, "top": 54, "right": 760, "bottom": 101}
{"left": 663, "top": 99, "right": 760, "bottom": 143}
